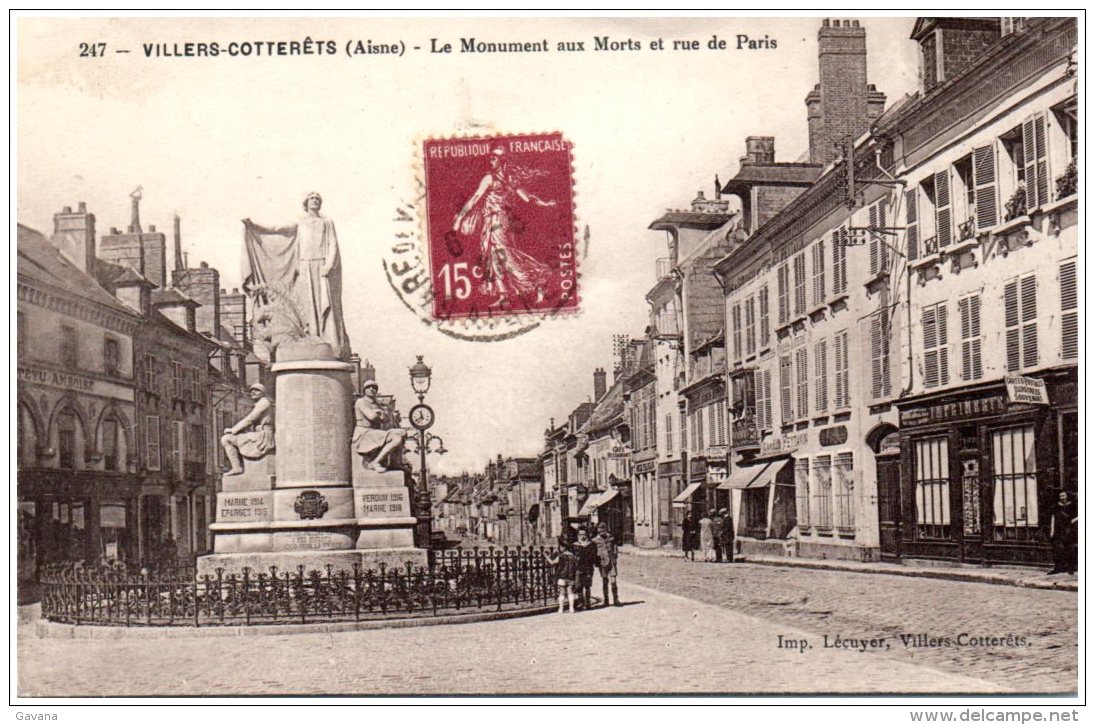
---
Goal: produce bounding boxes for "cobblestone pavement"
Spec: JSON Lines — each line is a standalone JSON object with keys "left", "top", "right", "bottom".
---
{"left": 19, "top": 578, "right": 1011, "bottom": 697}
{"left": 618, "top": 553, "right": 1078, "bottom": 694}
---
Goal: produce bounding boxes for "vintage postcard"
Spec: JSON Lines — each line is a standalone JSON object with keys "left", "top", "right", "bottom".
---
{"left": 13, "top": 12, "right": 1082, "bottom": 713}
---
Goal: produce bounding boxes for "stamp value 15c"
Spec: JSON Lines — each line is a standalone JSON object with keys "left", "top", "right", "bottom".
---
{"left": 422, "top": 132, "right": 578, "bottom": 321}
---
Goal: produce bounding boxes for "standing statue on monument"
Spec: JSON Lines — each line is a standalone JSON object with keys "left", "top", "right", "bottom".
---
{"left": 353, "top": 379, "right": 408, "bottom": 473}
{"left": 241, "top": 192, "right": 351, "bottom": 361}
{"left": 221, "top": 383, "right": 275, "bottom": 476}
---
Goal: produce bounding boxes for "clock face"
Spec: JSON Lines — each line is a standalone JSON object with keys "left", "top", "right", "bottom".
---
{"left": 409, "top": 404, "right": 435, "bottom": 430}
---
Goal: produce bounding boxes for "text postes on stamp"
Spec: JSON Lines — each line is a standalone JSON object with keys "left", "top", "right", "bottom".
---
{"left": 423, "top": 133, "right": 578, "bottom": 321}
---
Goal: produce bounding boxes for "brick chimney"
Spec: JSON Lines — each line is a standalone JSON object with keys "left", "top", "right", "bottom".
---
{"left": 593, "top": 367, "right": 607, "bottom": 401}
{"left": 173, "top": 260, "right": 220, "bottom": 336}
{"left": 743, "top": 136, "right": 775, "bottom": 165}
{"left": 806, "top": 19, "right": 886, "bottom": 166}
{"left": 220, "top": 287, "right": 248, "bottom": 345}
{"left": 51, "top": 202, "right": 96, "bottom": 275}
{"left": 911, "top": 18, "right": 1001, "bottom": 93}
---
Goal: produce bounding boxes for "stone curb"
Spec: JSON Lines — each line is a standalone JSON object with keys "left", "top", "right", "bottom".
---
{"left": 618, "top": 547, "right": 1078, "bottom": 592}
{"left": 31, "top": 603, "right": 556, "bottom": 640}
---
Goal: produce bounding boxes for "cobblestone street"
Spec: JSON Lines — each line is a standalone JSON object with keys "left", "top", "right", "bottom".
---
{"left": 18, "top": 555, "right": 1075, "bottom": 697}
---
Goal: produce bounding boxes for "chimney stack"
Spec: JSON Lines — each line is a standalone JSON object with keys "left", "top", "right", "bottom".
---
{"left": 805, "top": 19, "right": 885, "bottom": 166}
{"left": 744, "top": 136, "right": 776, "bottom": 165}
{"left": 51, "top": 202, "right": 97, "bottom": 275}
{"left": 173, "top": 214, "right": 184, "bottom": 272}
{"left": 593, "top": 367, "right": 607, "bottom": 401}
{"left": 128, "top": 187, "right": 143, "bottom": 234}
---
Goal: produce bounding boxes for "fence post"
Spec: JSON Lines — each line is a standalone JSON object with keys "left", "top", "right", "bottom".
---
{"left": 193, "top": 578, "right": 199, "bottom": 628}
{"left": 243, "top": 567, "right": 251, "bottom": 626}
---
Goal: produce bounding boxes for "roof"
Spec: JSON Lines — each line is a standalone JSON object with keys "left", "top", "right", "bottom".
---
{"left": 581, "top": 376, "right": 626, "bottom": 436}
{"left": 109, "top": 265, "right": 155, "bottom": 288}
{"left": 151, "top": 287, "right": 200, "bottom": 308}
{"left": 720, "top": 163, "right": 821, "bottom": 196}
{"left": 17, "top": 224, "right": 138, "bottom": 318}
{"left": 648, "top": 210, "right": 734, "bottom": 231}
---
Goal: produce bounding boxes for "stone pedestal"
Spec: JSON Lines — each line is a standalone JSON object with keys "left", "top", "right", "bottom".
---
{"left": 199, "top": 342, "right": 427, "bottom": 577}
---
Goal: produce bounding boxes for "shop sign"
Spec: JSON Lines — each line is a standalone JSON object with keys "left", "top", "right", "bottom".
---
{"left": 819, "top": 425, "right": 848, "bottom": 447}
{"left": 899, "top": 395, "right": 1007, "bottom": 428}
{"left": 634, "top": 460, "right": 656, "bottom": 475}
{"left": 1004, "top": 375, "right": 1049, "bottom": 405}
{"left": 760, "top": 432, "right": 807, "bottom": 457}
{"left": 657, "top": 460, "right": 683, "bottom": 477}
{"left": 18, "top": 365, "right": 134, "bottom": 402}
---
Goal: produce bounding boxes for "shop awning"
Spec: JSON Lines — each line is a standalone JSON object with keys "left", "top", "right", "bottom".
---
{"left": 671, "top": 481, "right": 703, "bottom": 507}
{"left": 718, "top": 461, "right": 789, "bottom": 489}
{"left": 577, "top": 488, "right": 619, "bottom": 517}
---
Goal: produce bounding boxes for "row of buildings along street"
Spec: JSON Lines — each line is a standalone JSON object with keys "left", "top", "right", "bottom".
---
{"left": 433, "top": 17, "right": 1078, "bottom": 569}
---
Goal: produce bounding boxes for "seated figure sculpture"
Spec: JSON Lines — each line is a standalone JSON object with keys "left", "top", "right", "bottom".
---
{"left": 221, "top": 383, "right": 275, "bottom": 475}
{"left": 352, "top": 379, "right": 408, "bottom": 472}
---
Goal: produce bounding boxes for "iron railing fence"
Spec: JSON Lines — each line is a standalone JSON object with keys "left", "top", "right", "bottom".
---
{"left": 39, "top": 546, "right": 556, "bottom": 627}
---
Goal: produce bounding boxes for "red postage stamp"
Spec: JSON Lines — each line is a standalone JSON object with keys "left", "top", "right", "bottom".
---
{"left": 422, "top": 133, "right": 578, "bottom": 320}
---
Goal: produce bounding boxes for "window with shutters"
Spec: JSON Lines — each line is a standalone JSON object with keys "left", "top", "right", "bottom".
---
{"left": 953, "top": 155, "right": 976, "bottom": 239}
{"left": 992, "top": 425, "right": 1039, "bottom": 541}
{"left": 1052, "top": 99, "right": 1078, "bottom": 165}
{"left": 905, "top": 187, "right": 921, "bottom": 261}
{"left": 754, "top": 368, "right": 772, "bottom": 432}
{"left": 1022, "top": 114, "right": 1050, "bottom": 212}
{"left": 811, "top": 239, "right": 825, "bottom": 308}
{"left": 814, "top": 339, "right": 828, "bottom": 413}
{"left": 795, "top": 457, "right": 811, "bottom": 530}
{"left": 870, "top": 312, "right": 892, "bottom": 399}
{"left": 831, "top": 226, "right": 848, "bottom": 295}
{"left": 973, "top": 145, "right": 998, "bottom": 229}
{"left": 744, "top": 297, "right": 756, "bottom": 356}
{"left": 758, "top": 286, "right": 770, "bottom": 347}
{"left": 834, "top": 330, "right": 850, "bottom": 409}
{"left": 1060, "top": 259, "right": 1077, "bottom": 360}
{"left": 190, "top": 368, "right": 202, "bottom": 402}
{"left": 779, "top": 355, "right": 793, "bottom": 425}
{"left": 921, "top": 302, "right": 949, "bottom": 389}
{"left": 868, "top": 198, "right": 889, "bottom": 276}
{"left": 679, "top": 409, "right": 687, "bottom": 454}
{"left": 793, "top": 253, "right": 807, "bottom": 316}
{"left": 665, "top": 413, "right": 673, "bottom": 452}
{"left": 1004, "top": 275, "right": 1037, "bottom": 372}
{"left": 145, "top": 415, "right": 161, "bottom": 471}
{"left": 731, "top": 303, "right": 742, "bottom": 361}
{"left": 171, "top": 361, "right": 184, "bottom": 399}
{"left": 795, "top": 347, "right": 808, "bottom": 421}
{"left": 812, "top": 455, "right": 833, "bottom": 529}
{"left": 958, "top": 294, "right": 983, "bottom": 381}
{"left": 143, "top": 354, "right": 157, "bottom": 392}
{"left": 833, "top": 452, "right": 855, "bottom": 531}
{"left": 777, "top": 264, "right": 790, "bottom": 324}
{"left": 915, "top": 436, "right": 950, "bottom": 539}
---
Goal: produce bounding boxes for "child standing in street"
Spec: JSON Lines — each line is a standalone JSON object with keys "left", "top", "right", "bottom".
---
{"left": 545, "top": 538, "right": 578, "bottom": 614}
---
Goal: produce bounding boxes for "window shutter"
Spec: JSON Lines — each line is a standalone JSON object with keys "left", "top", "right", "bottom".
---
{"left": 793, "top": 254, "right": 807, "bottom": 316}
{"left": 745, "top": 297, "right": 756, "bottom": 355}
{"left": 759, "top": 285, "right": 769, "bottom": 346}
{"left": 763, "top": 370, "right": 772, "bottom": 430}
{"left": 812, "top": 240, "right": 826, "bottom": 308}
{"left": 1020, "top": 275, "right": 1038, "bottom": 368}
{"left": 780, "top": 355, "right": 792, "bottom": 424}
{"left": 145, "top": 415, "right": 161, "bottom": 471}
{"left": 871, "top": 315, "right": 884, "bottom": 398}
{"left": 795, "top": 347, "right": 808, "bottom": 420}
{"left": 1004, "top": 279, "right": 1021, "bottom": 372}
{"left": 973, "top": 145, "right": 998, "bottom": 229}
{"left": 934, "top": 169, "right": 952, "bottom": 248}
{"left": 832, "top": 227, "right": 848, "bottom": 294}
{"left": 778, "top": 265, "right": 789, "bottom": 324}
{"left": 1061, "top": 260, "right": 1078, "bottom": 360}
{"left": 923, "top": 306, "right": 939, "bottom": 388}
{"left": 815, "top": 340, "right": 828, "bottom": 413}
{"left": 936, "top": 304, "right": 949, "bottom": 386}
{"left": 869, "top": 203, "right": 880, "bottom": 276}
{"left": 960, "top": 295, "right": 983, "bottom": 381}
{"left": 905, "top": 188, "right": 920, "bottom": 261}
{"left": 1022, "top": 115, "right": 1050, "bottom": 211}
{"left": 834, "top": 332, "right": 848, "bottom": 409}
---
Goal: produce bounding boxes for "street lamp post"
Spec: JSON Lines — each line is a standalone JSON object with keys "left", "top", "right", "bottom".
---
{"left": 407, "top": 356, "right": 446, "bottom": 546}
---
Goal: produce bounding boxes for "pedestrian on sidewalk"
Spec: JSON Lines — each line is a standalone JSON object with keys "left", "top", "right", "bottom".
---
{"left": 571, "top": 527, "right": 599, "bottom": 610}
{"left": 545, "top": 537, "right": 578, "bottom": 614}
{"left": 712, "top": 509, "right": 725, "bottom": 562}
{"left": 595, "top": 522, "right": 621, "bottom": 607}
{"left": 681, "top": 511, "right": 699, "bottom": 561}
{"left": 699, "top": 510, "right": 715, "bottom": 562}
{"left": 719, "top": 507, "right": 735, "bottom": 563}
{"left": 1048, "top": 490, "right": 1078, "bottom": 575}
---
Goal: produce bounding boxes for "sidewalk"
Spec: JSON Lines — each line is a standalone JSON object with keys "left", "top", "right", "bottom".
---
{"left": 619, "top": 545, "right": 1078, "bottom": 592}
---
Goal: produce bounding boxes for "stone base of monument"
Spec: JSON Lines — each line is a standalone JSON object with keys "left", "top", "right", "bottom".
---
{"left": 200, "top": 470, "right": 425, "bottom": 576}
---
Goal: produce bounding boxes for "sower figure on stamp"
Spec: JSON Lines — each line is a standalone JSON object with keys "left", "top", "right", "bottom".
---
{"left": 452, "top": 147, "right": 555, "bottom": 309}
{"left": 353, "top": 379, "right": 408, "bottom": 472}
{"left": 221, "top": 383, "right": 275, "bottom": 476}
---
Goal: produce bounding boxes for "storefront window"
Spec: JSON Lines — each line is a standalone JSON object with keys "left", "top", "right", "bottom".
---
{"left": 794, "top": 458, "right": 811, "bottom": 529}
{"left": 834, "top": 452, "right": 855, "bottom": 532}
{"left": 812, "top": 456, "right": 833, "bottom": 528}
{"left": 915, "top": 437, "right": 951, "bottom": 539}
{"left": 57, "top": 412, "right": 77, "bottom": 469}
{"left": 991, "top": 425, "right": 1039, "bottom": 542}
{"left": 100, "top": 502, "right": 128, "bottom": 560}
{"left": 102, "top": 418, "right": 119, "bottom": 471}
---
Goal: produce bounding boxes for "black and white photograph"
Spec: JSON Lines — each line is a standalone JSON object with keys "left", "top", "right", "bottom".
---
{"left": 12, "top": 11, "right": 1083, "bottom": 714}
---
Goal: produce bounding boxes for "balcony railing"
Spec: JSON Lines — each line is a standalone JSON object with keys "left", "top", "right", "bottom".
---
{"left": 731, "top": 410, "right": 760, "bottom": 450}
{"left": 655, "top": 257, "right": 673, "bottom": 280}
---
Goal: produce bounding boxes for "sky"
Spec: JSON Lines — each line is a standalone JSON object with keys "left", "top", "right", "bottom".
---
{"left": 16, "top": 15, "right": 921, "bottom": 475}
